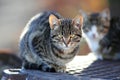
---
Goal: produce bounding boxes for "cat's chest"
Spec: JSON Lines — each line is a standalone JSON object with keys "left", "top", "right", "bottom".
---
{"left": 87, "top": 38, "right": 100, "bottom": 52}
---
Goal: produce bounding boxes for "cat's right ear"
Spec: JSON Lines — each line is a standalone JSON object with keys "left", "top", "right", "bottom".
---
{"left": 72, "top": 15, "right": 83, "bottom": 29}
{"left": 100, "top": 8, "right": 110, "bottom": 27}
{"left": 79, "top": 9, "right": 88, "bottom": 22}
{"left": 100, "top": 8, "right": 110, "bottom": 21}
{"left": 49, "top": 14, "right": 59, "bottom": 30}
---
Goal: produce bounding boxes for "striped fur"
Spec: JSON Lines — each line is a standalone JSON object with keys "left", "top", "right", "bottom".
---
{"left": 19, "top": 11, "right": 82, "bottom": 72}
{"left": 99, "top": 17, "right": 120, "bottom": 60}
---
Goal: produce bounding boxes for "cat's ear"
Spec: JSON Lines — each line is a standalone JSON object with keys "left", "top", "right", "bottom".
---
{"left": 49, "top": 14, "right": 59, "bottom": 30}
{"left": 100, "top": 8, "right": 110, "bottom": 21}
{"left": 79, "top": 9, "right": 90, "bottom": 22}
{"left": 72, "top": 15, "right": 83, "bottom": 29}
{"left": 100, "top": 8, "right": 110, "bottom": 26}
{"left": 79, "top": 10, "right": 87, "bottom": 19}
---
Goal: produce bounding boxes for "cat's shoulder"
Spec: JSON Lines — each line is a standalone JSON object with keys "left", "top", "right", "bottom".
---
{"left": 26, "top": 11, "right": 62, "bottom": 28}
{"left": 29, "top": 11, "right": 61, "bottom": 22}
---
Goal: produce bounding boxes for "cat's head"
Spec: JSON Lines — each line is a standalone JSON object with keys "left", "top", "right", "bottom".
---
{"left": 81, "top": 9, "right": 110, "bottom": 41}
{"left": 49, "top": 14, "right": 83, "bottom": 49}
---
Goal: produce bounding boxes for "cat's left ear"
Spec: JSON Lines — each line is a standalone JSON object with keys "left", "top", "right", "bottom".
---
{"left": 100, "top": 8, "right": 110, "bottom": 27}
{"left": 101, "top": 8, "right": 110, "bottom": 21}
{"left": 72, "top": 15, "right": 83, "bottom": 29}
{"left": 49, "top": 14, "right": 59, "bottom": 30}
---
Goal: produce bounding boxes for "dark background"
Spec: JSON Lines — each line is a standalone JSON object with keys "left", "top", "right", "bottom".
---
{"left": 109, "top": 0, "right": 120, "bottom": 17}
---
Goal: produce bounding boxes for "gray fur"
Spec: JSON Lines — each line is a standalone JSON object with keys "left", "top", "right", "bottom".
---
{"left": 19, "top": 11, "right": 82, "bottom": 72}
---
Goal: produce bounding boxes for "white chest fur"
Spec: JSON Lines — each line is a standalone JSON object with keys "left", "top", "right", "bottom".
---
{"left": 82, "top": 25, "right": 103, "bottom": 59}
{"left": 82, "top": 26, "right": 100, "bottom": 52}
{"left": 86, "top": 38, "right": 99, "bottom": 52}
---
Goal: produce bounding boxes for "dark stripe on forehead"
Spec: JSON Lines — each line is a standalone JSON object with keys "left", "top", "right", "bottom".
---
{"left": 59, "top": 19, "right": 72, "bottom": 36}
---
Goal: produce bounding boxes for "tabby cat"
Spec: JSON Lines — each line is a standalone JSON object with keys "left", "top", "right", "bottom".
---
{"left": 100, "top": 17, "right": 120, "bottom": 60}
{"left": 19, "top": 11, "right": 83, "bottom": 72}
{"left": 81, "top": 9, "right": 110, "bottom": 60}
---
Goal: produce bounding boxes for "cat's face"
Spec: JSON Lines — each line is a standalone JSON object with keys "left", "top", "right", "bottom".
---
{"left": 49, "top": 14, "right": 83, "bottom": 49}
{"left": 82, "top": 9, "right": 110, "bottom": 41}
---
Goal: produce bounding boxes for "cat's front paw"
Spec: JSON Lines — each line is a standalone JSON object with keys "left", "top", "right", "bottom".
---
{"left": 39, "top": 63, "right": 56, "bottom": 72}
{"left": 56, "top": 69, "right": 66, "bottom": 73}
{"left": 46, "top": 67, "right": 56, "bottom": 72}
{"left": 22, "top": 61, "right": 38, "bottom": 70}
{"left": 56, "top": 66, "right": 66, "bottom": 73}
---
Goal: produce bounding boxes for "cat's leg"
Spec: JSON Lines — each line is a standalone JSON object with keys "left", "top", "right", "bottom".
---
{"left": 57, "top": 66, "right": 66, "bottom": 73}
{"left": 21, "top": 52, "right": 56, "bottom": 72}
{"left": 22, "top": 60, "right": 39, "bottom": 70}
{"left": 38, "top": 62, "right": 56, "bottom": 72}
{"left": 54, "top": 65, "right": 66, "bottom": 73}
{"left": 22, "top": 60, "right": 56, "bottom": 72}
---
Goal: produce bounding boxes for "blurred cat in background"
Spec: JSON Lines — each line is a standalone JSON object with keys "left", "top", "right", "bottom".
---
{"left": 100, "top": 17, "right": 120, "bottom": 60}
{"left": 80, "top": 9, "right": 110, "bottom": 60}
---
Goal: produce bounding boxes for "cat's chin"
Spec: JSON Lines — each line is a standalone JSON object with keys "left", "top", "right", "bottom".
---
{"left": 56, "top": 43, "right": 76, "bottom": 48}
{"left": 61, "top": 46, "right": 74, "bottom": 50}
{"left": 58, "top": 45, "right": 76, "bottom": 54}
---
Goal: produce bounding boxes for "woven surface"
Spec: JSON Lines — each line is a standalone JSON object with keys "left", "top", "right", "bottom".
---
{"left": 66, "top": 54, "right": 120, "bottom": 80}
{"left": 67, "top": 61, "right": 120, "bottom": 80}
{"left": 2, "top": 54, "right": 120, "bottom": 80}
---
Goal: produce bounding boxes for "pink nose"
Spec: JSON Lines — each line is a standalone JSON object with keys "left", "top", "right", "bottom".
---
{"left": 63, "top": 38, "right": 71, "bottom": 47}
{"left": 64, "top": 39, "right": 68, "bottom": 44}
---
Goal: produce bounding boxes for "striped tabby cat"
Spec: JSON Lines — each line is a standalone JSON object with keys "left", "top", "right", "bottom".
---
{"left": 19, "top": 11, "right": 83, "bottom": 72}
{"left": 81, "top": 9, "right": 110, "bottom": 59}
{"left": 100, "top": 17, "right": 120, "bottom": 60}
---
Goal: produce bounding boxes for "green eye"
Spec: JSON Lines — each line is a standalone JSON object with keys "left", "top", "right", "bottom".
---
{"left": 70, "top": 34, "right": 75, "bottom": 38}
{"left": 70, "top": 34, "right": 81, "bottom": 38}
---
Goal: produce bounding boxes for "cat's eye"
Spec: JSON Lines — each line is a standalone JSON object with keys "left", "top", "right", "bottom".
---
{"left": 70, "top": 35, "right": 75, "bottom": 38}
{"left": 71, "top": 34, "right": 81, "bottom": 38}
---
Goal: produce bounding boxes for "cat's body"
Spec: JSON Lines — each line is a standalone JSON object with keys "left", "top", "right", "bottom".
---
{"left": 81, "top": 9, "right": 110, "bottom": 60}
{"left": 19, "top": 11, "right": 83, "bottom": 72}
{"left": 100, "top": 17, "right": 120, "bottom": 60}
